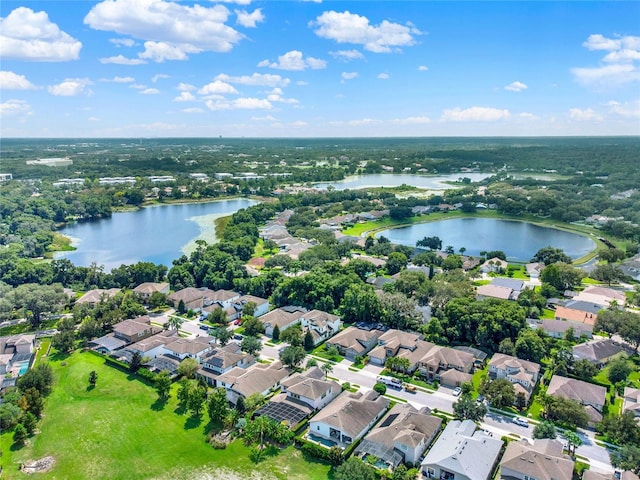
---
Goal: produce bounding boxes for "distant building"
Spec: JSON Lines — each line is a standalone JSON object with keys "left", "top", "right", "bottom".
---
{"left": 0, "top": 173, "right": 13, "bottom": 182}
{"left": 26, "top": 157, "right": 73, "bottom": 167}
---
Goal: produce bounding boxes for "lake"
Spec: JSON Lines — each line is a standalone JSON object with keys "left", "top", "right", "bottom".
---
{"left": 314, "top": 173, "right": 491, "bottom": 190}
{"left": 376, "top": 217, "right": 596, "bottom": 262}
{"left": 55, "top": 198, "right": 256, "bottom": 271}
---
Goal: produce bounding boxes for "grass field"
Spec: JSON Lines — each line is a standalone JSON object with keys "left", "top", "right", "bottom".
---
{"left": 0, "top": 351, "right": 331, "bottom": 480}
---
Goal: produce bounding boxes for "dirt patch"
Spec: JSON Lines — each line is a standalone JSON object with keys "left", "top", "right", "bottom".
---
{"left": 21, "top": 456, "right": 56, "bottom": 474}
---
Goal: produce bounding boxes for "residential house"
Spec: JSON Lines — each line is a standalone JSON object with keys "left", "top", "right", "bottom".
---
{"left": 554, "top": 300, "right": 603, "bottom": 326}
{"left": 620, "top": 255, "right": 640, "bottom": 282}
{"left": 76, "top": 288, "right": 121, "bottom": 306}
{"left": 526, "top": 262, "right": 544, "bottom": 279}
{"left": 233, "top": 294, "right": 270, "bottom": 317}
{"left": 477, "top": 284, "right": 519, "bottom": 301}
{"left": 196, "top": 342, "right": 255, "bottom": 386}
{"left": 416, "top": 344, "right": 475, "bottom": 385}
{"left": 489, "top": 353, "right": 541, "bottom": 403}
{"left": 325, "top": 326, "right": 384, "bottom": 360}
{"left": 309, "top": 390, "right": 389, "bottom": 446}
{"left": 368, "top": 329, "right": 423, "bottom": 366}
{"left": 206, "top": 289, "right": 241, "bottom": 309}
{"left": 584, "top": 471, "right": 640, "bottom": 480}
{"left": 500, "top": 439, "right": 574, "bottom": 480}
{"left": 356, "top": 403, "right": 442, "bottom": 469}
{"left": 573, "top": 339, "right": 626, "bottom": 367}
{"left": 168, "top": 287, "right": 207, "bottom": 311}
{"left": 623, "top": 387, "right": 640, "bottom": 424}
{"left": 573, "top": 286, "right": 626, "bottom": 307}
{"left": 0, "top": 334, "right": 35, "bottom": 380}
{"left": 421, "top": 419, "right": 503, "bottom": 480}
{"left": 547, "top": 375, "right": 607, "bottom": 425}
{"left": 260, "top": 307, "right": 306, "bottom": 337}
{"left": 132, "top": 282, "right": 170, "bottom": 302}
{"left": 479, "top": 257, "right": 508, "bottom": 274}
{"left": 539, "top": 319, "right": 593, "bottom": 339}
{"left": 112, "top": 316, "right": 160, "bottom": 344}
{"left": 490, "top": 278, "right": 525, "bottom": 292}
{"left": 299, "top": 309, "right": 342, "bottom": 346}
{"left": 279, "top": 367, "right": 340, "bottom": 410}
{"left": 125, "top": 330, "right": 179, "bottom": 359}
{"left": 217, "top": 361, "right": 290, "bottom": 405}
{"left": 162, "top": 336, "right": 213, "bottom": 362}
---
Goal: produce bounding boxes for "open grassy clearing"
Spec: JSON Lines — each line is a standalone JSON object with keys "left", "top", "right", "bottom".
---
{"left": 0, "top": 351, "right": 331, "bottom": 480}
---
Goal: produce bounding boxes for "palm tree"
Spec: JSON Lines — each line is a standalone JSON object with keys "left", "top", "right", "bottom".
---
{"left": 321, "top": 362, "right": 333, "bottom": 379}
{"left": 564, "top": 431, "right": 582, "bottom": 456}
{"left": 167, "top": 315, "right": 183, "bottom": 331}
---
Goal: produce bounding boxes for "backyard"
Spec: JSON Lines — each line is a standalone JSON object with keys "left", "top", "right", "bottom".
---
{"left": 0, "top": 350, "right": 331, "bottom": 480}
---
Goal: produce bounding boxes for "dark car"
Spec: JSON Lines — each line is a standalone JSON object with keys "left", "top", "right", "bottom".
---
{"left": 476, "top": 395, "right": 485, "bottom": 403}
{"left": 233, "top": 334, "right": 243, "bottom": 341}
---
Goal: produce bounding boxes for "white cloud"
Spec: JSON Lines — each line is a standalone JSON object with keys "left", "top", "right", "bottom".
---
{"left": 181, "top": 107, "right": 204, "bottom": 113}
{"left": 519, "top": 112, "right": 540, "bottom": 120}
{"left": 215, "top": 73, "right": 290, "bottom": 87}
{"left": 289, "top": 120, "right": 308, "bottom": 127}
{"left": 377, "top": 73, "right": 389, "bottom": 79}
{"left": 235, "top": 8, "right": 264, "bottom": 28}
{"left": 504, "top": 81, "right": 528, "bottom": 92}
{"left": 100, "top": 76, "right": 135, "bottom": 83}
{"left": 100, "top": 54, "right": 147, "bottom": 65}
{"left": 198, "top": 80, "right": 239, "bottom": 95}
{"left": 88, "top": 116, "right": 100, "bottom": 121}
{"left": 341, "top": 72, "right": 358, "bottom": 81}
{"left": 0, "top": 99, "right": 32, "bottom": 116}
{"left": 109, "top": 38, "right": 135, "bottom": 47}
{"left": 84, "top": 0, "right": 245, "bottom": 61}
{"left": 0, "top": 7, "right": 82, "bottom": 61}
{"left": 267, "top": 88, "right": 298, "bottom": 104}
{"left": 130, "top": 84, "right": 147, "bottom": 89}
{"left": 311, "top": 10, "right": 421, "bottom": 53}
{"left": 140, "top": 88, "right": 160, "bottom": 94}
{"left": 259, "top": 50, "right": 326, "bottom": 70}
{"left": 0, "top": 71, "right": 37, "bottom": 90}
{"left": 573, "top": 34, "right": 640, "bottom": 88}
{"left": 568, "top": 107, "right": 602, "bottom": 121}
{"left": 177, "top": 82, "right": 196, "bottom": 91}
{"left": 441, "top": 106, "right": 510, "bottom": 122}
{"left": 48, "top": 78, "right": 93, "bottom": 96}
{"left": 205, "top": 97, "right": 272, "bottom": 110}
{"left": 152, "top": 74, "right": 170, "bottom": 83}
{"left": 607, "top": 100, "right": 640, "bottom": 118}
{"left": 390, "top": 116, "right": 431, "bottom": 125}
{"left": 572, "top": 63, "right": 640, "bottom": 88}
{"left": 173, "top": 91, "right": 196, "bottom": 102}
{"left": 328, "top": 118, "right": 381, "bottom": 127}
{"left": 418, "top": 65, "right": 429, "bottom": 71}
{"left": 296, "top": 80, "right": 309, "bottom": 86}
{"left": 252, "top": 115, "right": 277, "bottom": 121}
{"left": 330, "top": 49, "right": 364, "bottom": 61}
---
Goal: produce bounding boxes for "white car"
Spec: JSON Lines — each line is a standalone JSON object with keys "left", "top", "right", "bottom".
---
{"left": 512, "top": 417, "right": 529, "bottom": 427}
{"left": 452, "top": 387, "right": 462, "bottom": 396}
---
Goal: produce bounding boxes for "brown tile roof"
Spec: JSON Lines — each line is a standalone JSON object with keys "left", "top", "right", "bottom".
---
{"left": 260, "top": 308, "right": 305, "bottom": 330}
{"left": 311, "top": 391, "right": 389, "bottom": 438}
{"left": 501, "top": 439, "right": 574, "bottom": 480}
{"left": 133, "top": 282, "right": 169, "bottom": 295}
{"left": 547, "top": 375, "right": 607, "bottom": 408}
{"left": 554, "top": 305, "right": 598, "bottom": 325}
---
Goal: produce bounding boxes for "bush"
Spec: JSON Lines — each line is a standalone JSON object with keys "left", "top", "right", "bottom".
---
{"left": 341, "top": 382, "right": 351, "bottom": 391}
{"left": 373, "top": 382, "right": 387, "bottom": 395}
{"left": 136, "top": 368, "right": 159, "bottom": 384}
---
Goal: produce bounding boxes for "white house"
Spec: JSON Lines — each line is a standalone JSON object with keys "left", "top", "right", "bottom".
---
{"left": 217, "top": 361, "right": 290, "bottom": 405}
{"left": 300, "top": 309, "right": 342, "bottom": 346}
{"left": 280, "top": 367, "right": 340, "bottom": 410}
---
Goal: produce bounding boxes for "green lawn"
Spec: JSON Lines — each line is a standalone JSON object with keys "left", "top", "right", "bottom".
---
{"left": 0, "top": 351, "right": 331, "bottom": 480}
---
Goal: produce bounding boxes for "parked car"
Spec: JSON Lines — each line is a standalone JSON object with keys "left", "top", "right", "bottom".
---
{"left": 233, "top": 334, "right": 243, "bottom": 341}
{"left": 512, "top": 417, "right": 529, "bottom": 427}
{"left": 199, "top": 324, "right": 209, "bottom": 331}
{"left": 234, "top": 319, "right": 242, "bottom": 325}
{"left": 452, "top": 387, "right": 462, "bottom": 396}
{"left": 403, "top": 383, "right": 417, "bottom": 393}
{"left": 476, "top": 395, "right": 485, "bottom": 403}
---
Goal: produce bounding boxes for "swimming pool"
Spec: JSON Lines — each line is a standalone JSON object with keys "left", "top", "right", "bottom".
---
{"left": 307, "top": 433, "right": 338, "bottom": 448}
{"left": 18, "top": 364, "right": 29, "bottom": 375}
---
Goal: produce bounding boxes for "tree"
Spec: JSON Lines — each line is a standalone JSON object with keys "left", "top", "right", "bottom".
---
{"left": 12, "top": 284, "right": 68, "bottom": 328}
{"left": 51, "top": 329, "right": 75, "bottom": 353}
{"left": 242, "top": 301, "right": 257, "bottom": 317}
{"left": 130, "top": 351, "right": 143, "bottom": 373}
{"left": 453, "top": 394, "right": 487, "bottom": 421}
{"left": 242, "top": 316, "right": 265, "bottom": 337}
{"left": 17, "top": 364, "right": 54, "bottom": 396}
{"left": 596, "top": 310, "right": 640, "bottom": 353}
{"left": 340, "top": 283, "right": 381, "bottom": 324}
{"left": 531, "top": 247, "right": 572, "bottom": 265}
{"left": 591, "top": 264, "right": 625, "bottom": 286}
{"left": 608, "top": 357, "right": 631, "bottom": 384}
{"left": 178, "top": 358, "right": 199, "bottom": 379}
{"left": 235, "top": 396, "right": 246, "bottom": 414}
{"left": 610, "top": 444, "right": 640, "bottom": 474}
{"left": 386, "top": 252, "right": 408, "bottom": 275}
{"left": 213, "top": 326, "right": 233, "bottom": 346}
{"left": 564, "top": 431, "right": 582, "bottom": 456}
{"left": 155, "top": 370, "right": 172, "bottom": 399}
{"left": 272, "top": 324, "right": 280, "bottom": 341}
{"left": 514, "top": 329, "right": 547, "bottom": 363}
{"left": 572, "top": 358, "right": 597, "bottom": 380}
{"left": 373, "top": 382, "right": 387, "bottom": 395}
{"left": 88, "top": 370, "right": 98, "bottom": 387}
{"left": 148, "top": 291, "right": 168, "bottom": 309}
{"left": 378, "top": 292, "right": 422, "bottom": 331}
{"left": 18, "top": 388, "right": 44, "bottom": 418}
{"left": 177, "top": 299, "right": 187, "bottom": 314}
{"left": 279, "top": 345, "right": 306, "bottom": 369}
{"left": 599, "top": 248, "right": 626, "bottom": 263}
{"left": 167, "top": 315, "right": 183, "bottom": 331}
{"left": 208, "top": 307, "right": 228, "bottom": 325}
{"left": 416, "top": 236, "right": 442, "bottom": 251}
{"left": 303, "top": 329, "right": 314, "bottom": 351}
{"left": 23, "top": 411, "right": 38, "bottom": 435}
{"left": 321, "top": 362, "right": 333, "bottom": 379}
{"left": 333, "top": 457, "right": 376, "bottom": 480}
{"left": 544, "top": 396, "right": 589, "bottom": 429}
{"left": 280, "top": 326, "right": 303, "bottom": 346}
{"left": 480, "top": 378, "right": 515, "bottom": 409}
{"left": 13, "top": 423, "right": 28, "bottom": 446}
{"left": 240, "top": 335, "right": 262, "bottom": 356}
{"left": 187, "top": 384, "right": 207, "bottom": 416}
{"left": 533, "top": 421, "right": 557, "bottom": 439}
{"left": 598, "top": 411, "right": 640, "bottom": 446}
{"left": 540, "top": 263, "right": 584, "bottom": 291}
{"left": 208, "top": 387, "right": 229, "bottom": 424}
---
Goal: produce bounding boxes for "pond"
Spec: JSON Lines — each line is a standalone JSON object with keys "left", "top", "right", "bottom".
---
{"left": 376, "top": 217, "right": 596, "bottom": 262}
{"left": 314, "top": 173, "right": 491, "bottom": 190}
{"left": 55, "top": 198, "right": 257, "bottom": 271}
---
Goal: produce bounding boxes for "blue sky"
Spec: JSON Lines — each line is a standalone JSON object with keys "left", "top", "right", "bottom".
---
{"left": 1, "top": 1, "right": 639, "bottom": 137}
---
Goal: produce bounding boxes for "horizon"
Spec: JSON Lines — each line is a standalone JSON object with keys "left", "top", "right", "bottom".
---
{"left": 1, "top": 1, "right": 639, "bottom": 137}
